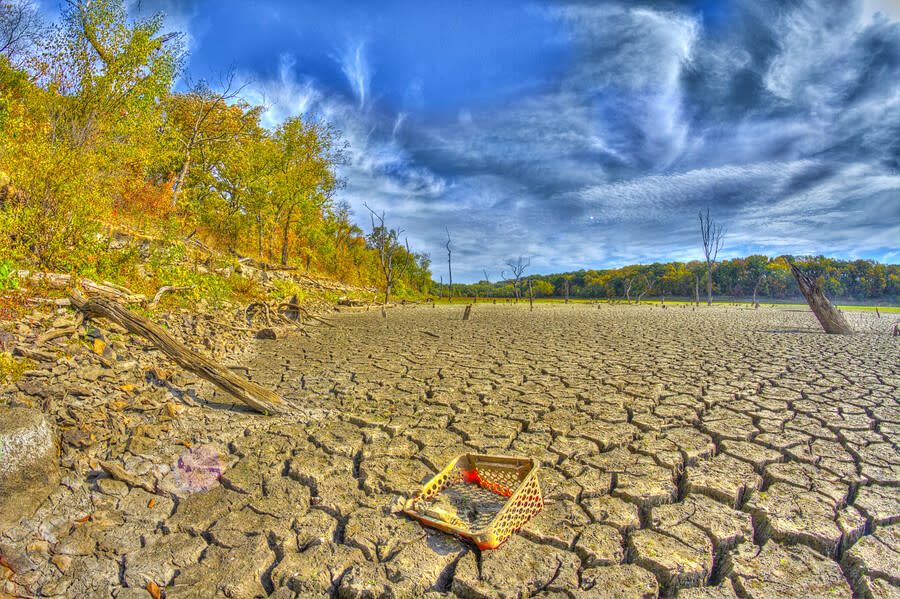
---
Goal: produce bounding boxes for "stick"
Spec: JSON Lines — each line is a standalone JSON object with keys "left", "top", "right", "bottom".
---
{"left": 69, "top": 291, "right": 285, "bottom": 415}
{"left": 150, "top": 285, "right": 196, "bottom": 308}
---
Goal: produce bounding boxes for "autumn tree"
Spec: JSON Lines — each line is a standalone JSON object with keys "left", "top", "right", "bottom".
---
{"left": 1, "top": 0, "right": 181, "bottom": 267}
{"left": 166, "top": 75, "right": 262, "bottom": 209}
{"left": 270, "top": 115, "right": 346, "bottom": 265}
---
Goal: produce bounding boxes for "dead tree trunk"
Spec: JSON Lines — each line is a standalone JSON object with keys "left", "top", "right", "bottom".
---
{"left": 68, "top": 292, "right": 286, "bottom": 414}
{"left": 694, "top": 273, "right": 700, "bottom": 306}
{"left": 528, "top": 279, "right": 534, "bottom": 311}
{"left": 788, "top": 262, "right": 852, "bottom": 335}
{"left": 564, "top": 279, "right": 569, "bottom": 304}
{"left": 463, "top": 304, "right": 472, "bottom": 321}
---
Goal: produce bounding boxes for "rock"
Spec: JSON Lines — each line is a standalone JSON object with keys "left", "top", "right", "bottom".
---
{"left": 452, "top": 534, "right": 579, "bottom": 598}
{"left": 0, "top": 406, "right": 60, "bottom": 527}
{"left": 576, "top": 564, "right": 659, "bottom": 599}
{"left": 628, "top": 528, "right": 712, "bottom": 593}
{"left": 727, "top": 540, "right": 852, "bottom": 598}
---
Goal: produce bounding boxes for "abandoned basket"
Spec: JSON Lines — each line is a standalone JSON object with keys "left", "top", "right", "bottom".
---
{"left": 403, "top": 453, "right": 543, "bottom": 550}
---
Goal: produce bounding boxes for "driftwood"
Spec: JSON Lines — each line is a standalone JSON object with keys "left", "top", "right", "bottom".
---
{"left": 99, "top": 460, "right": 157, "bottom": 494}
{"left": 150, "top": 285, "right": 196, "bottom": 308}
{"left": 68, "top": 291, "right": 285, "bottom": 415}
{"left": 228, "top": 247, "right": 297, "bottom": 271}
{"left": 788, "top": 261, "right": 853, "bottom": 335}
{"left": 462, "top": 304, "right": 472, "bottom": 321}
{"left": 18, "top": 271, "right": 145, "bottom": 304}
{"left": 14, "top": 345, "right": 58, "bottom": 362}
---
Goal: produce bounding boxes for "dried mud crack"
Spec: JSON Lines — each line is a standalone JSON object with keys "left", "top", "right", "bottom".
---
{"left": 2, "top": 303, "right": 899, "bottom": 598}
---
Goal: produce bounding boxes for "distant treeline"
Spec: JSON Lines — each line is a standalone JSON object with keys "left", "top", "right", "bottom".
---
{"left": 446, "top": 256, "right": 900, "bottom": 303}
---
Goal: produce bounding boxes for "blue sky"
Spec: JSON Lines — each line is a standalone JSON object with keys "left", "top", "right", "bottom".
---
{"left": 119, "top": 1, "right": 900, "bottom": 280}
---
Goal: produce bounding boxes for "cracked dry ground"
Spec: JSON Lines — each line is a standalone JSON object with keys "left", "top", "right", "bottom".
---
{"left": 4, "top": 304, "right": 900, "bottom": 599}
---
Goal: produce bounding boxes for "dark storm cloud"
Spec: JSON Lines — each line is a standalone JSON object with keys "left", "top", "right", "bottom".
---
{"left": 137, "top": 0, "right": 899, "bottom": 281}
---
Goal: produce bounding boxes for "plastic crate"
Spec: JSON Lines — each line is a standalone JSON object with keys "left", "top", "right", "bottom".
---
{"left": 402, "top": 453, "right": 543, "bottom": 549}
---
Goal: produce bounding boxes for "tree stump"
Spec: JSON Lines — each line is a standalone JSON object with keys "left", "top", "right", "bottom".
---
{"left": 788, "top": 262, "right": 852, "bottom": 335}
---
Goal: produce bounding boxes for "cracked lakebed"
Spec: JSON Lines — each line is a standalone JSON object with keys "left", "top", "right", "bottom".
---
{"left": 2, "top": 303, "right": 899, "bottom": 598}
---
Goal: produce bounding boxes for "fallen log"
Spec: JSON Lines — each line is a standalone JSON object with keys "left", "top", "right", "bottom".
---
{"left": 788, "top": 260, "right": 853, "bottom": 335}
{"left": 68, "top": 291, "right": 285, "bottom": 415}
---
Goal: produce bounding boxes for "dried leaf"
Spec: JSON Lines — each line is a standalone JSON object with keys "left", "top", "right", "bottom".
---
{"left": 146, "top": 581, "right": 161, "bottom": 599}
{"left": 93, "top": 338, "right": 106, "bottom": 356}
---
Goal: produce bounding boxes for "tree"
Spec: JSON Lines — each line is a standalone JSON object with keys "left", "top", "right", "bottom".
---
{"left": 364, "top": 204, "right": 411, "bottom": 305}
{"left": 270, "top": 115, "right": 346, "bottom": 264}
{"left": 0, "top": 0, "right": 43, "bottom": 66}
{"left": 745, "top": 255, "right": 769, "bottom": 307}
{"left": 445, "top": 227, "right": 453, "bottom": 302}
{"left": 505, "top": 256, "right": 530, "bottom": 302}
{"left": 699, "top": 208, "right": 725, "bottom": 305}
{"left": 167, "top": 74, "right": 253, "bottom": 208}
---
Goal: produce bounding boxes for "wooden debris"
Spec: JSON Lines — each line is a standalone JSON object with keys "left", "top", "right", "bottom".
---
{"left": 150, "top": 285, "right": 196, "bottom": 308}
{"left": 788, "top": 260, "right": 852, "bottom": 335}
{"left": 99, "top": 460, "right": 157, "bottom": 494}
{"left": 69, "top": 291, "right": 286, "bottom": 415}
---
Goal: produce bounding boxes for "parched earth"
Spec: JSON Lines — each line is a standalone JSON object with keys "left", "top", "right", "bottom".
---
{"left": 2, "top": 303, "right": 900, "bottom": 598}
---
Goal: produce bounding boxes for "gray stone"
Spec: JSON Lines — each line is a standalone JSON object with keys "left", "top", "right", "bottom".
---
{"left": 0, "top": 406, "right": 60, "bottom": 526}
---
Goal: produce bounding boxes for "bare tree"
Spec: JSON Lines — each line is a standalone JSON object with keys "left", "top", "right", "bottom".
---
{"left": 364, "top": 203, "right": 411, "bottom": 305}
{"left": 505, "top": 256, "right": 531, "bottom": 303}
{"left": 699, "top": 208, "right": 725, "bottom": 306}
{"left": 483, "top": 269, "right": 491, "bottom": 299}
{"left": 0, "top": 0, "right": 43, "bottom": 65}
{"left": 445, "top": 227, "right": 453, "bottom": 302}
{"left": 564, "top": 277, "right": 570, "bottom": 304}
{"left": 623, "top": 278, "right": 634, "bottom": 302}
